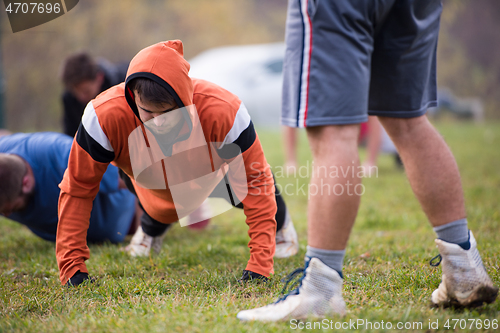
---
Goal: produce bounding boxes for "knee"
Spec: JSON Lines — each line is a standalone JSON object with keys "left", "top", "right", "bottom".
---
{"left": 378, "top": 115, "right": 429, "bottom": 141}
{"left": 306, "top": 125, "right": 360, "bottom": 157}
{"left": 307, "top": 124, "right": 360, "bottom": 143}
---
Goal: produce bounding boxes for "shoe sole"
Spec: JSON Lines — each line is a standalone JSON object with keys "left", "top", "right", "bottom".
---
{"left": 431, "top": 285, "right": 499, "bottom": 309}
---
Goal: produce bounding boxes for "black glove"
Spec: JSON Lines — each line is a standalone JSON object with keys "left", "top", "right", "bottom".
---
{"left": 239, "top": 270, "right": 268, "bottom": 283}
{"left": 65, "top": 270, "right": 92, "bottom": 287}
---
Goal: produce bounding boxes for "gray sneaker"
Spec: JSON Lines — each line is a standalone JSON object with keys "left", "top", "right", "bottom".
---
{"left": 123, "top": 226, "right": 167, "bottom": 257}
{"left": 431, "top": 231, "right": 498, "bottom": 307}
{"left": 275, "top": 211, "right": 299, "bottom": 258}
{"left": 237, "top": 258, "right": 346, "bottom": 321}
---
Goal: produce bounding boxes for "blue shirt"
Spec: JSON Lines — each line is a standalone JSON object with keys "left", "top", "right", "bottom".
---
{"left": 0, "top": 132, "right": 135, "bottom": 243}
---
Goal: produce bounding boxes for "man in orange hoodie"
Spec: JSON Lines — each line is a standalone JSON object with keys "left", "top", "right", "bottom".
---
{"left": 57, "top": 40, "right": 298, "bottom": 286}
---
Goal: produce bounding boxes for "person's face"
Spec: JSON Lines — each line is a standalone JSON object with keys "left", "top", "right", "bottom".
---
{"left": 0, "top": 156, "right": 35, "bottom": 218}
{"left": 71, "top": 72, "right": 104, "bottom": 104}
{"left": 134, "top": 91, "right": 183, "bottom": 135}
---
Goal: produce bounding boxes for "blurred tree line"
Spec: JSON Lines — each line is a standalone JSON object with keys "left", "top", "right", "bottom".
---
{"left": 438, "top": 0, "right": 500, "bottom": 120}
{"left": 0, "top": 0, "right": 499, "bottom": 132}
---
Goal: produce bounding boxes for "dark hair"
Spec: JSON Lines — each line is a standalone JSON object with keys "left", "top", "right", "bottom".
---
{"left": 62, "top": 53, "right": 100, "bottom": 89}
{"left": 128, "top": 78, "right": 176, "bottom": 106}
{"left": 0, "top": 154, "right": 26, "bottom": 211}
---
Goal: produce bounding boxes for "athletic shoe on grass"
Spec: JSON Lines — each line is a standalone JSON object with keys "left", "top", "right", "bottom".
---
{"left": 431, "top": 231, "right": 498, "bottom": 308}
{"left": 237, "top": 257, "right": 346, "bottom": 321}
{"left": 275, "top": 212, "right": 299, "bottom": 258}
{"left": 123, "top": 226, "right": 166, "bottom": 257}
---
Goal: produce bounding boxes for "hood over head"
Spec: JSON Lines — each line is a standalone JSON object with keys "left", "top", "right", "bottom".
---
{"left": 124, "top": 40, "right": 194, "bottom": 122}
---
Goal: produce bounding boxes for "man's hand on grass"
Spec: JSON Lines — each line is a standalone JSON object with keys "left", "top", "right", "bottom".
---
{"left": 66, "top": 271, "right": 93, "bottom": 287}
{"left": 239, "top": 270, "right": 268, "bottom": 283}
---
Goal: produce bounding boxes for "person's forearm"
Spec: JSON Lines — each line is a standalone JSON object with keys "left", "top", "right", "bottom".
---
{"left": 56, "top": 192, "right": 93, "bottom": 285}
{"left": 243, "top": 199, "right": 276, "bottom": 277}
{"left": 241, "top": 139, "right": 277, "bottom": 277}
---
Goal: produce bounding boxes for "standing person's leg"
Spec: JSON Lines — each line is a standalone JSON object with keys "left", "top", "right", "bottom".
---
{"left": 368, "top": 0, "right": 497, "bottom": 307}
{"left": 306, "top": 124, "right": 361, "bottom": 253}
{"left": 362, "top": 116, "right": 382, "bottom": 177}
{"left": 238, "top": 0, "right": 376, "bottom": 320}
{"left": 238, "top": 0, "right": 496, "bottom": 321}
{"left": 282, "top": 126, "right": 298, "bottom": 174}
{"left": 380, "top": 115, "right": 498, "bottom": 306}
{"left": 379, "top": 116, "right": 466, "bottom": 227}
{"left": 237, "top": 125, "right": 361, "bottom": 319}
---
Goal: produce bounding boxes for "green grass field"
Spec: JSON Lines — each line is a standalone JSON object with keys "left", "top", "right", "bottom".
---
{"left": 1, "top": 121, "right": 499, "bottom": 332}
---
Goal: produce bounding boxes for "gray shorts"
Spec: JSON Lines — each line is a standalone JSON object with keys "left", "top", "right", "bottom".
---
{"left": 281, "top": 0, "right": 442, "bottom": 128}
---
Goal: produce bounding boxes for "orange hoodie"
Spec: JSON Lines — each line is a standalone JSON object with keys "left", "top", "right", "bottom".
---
{"left": 56, "top": 40, "right": 277, "bottom": 284}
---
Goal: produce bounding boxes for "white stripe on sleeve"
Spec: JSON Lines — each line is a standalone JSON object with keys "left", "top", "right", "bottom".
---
{"left": 81, "top": 102, "right": 114, "bottom": 152}
{"left": 219, "top": 103, "right": 251, "bottom": 149}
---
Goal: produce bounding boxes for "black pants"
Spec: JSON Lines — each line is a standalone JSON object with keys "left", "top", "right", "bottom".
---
{"left": 119, "top": 170, "right": 287, "bottom": 237}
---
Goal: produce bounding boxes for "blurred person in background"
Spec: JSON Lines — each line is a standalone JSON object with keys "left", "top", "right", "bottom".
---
{"left": 0, "top": 131, "right": 138, "bottom": 244}
{"left": 61, "top": 53, "right": 128, "bottom": 137}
